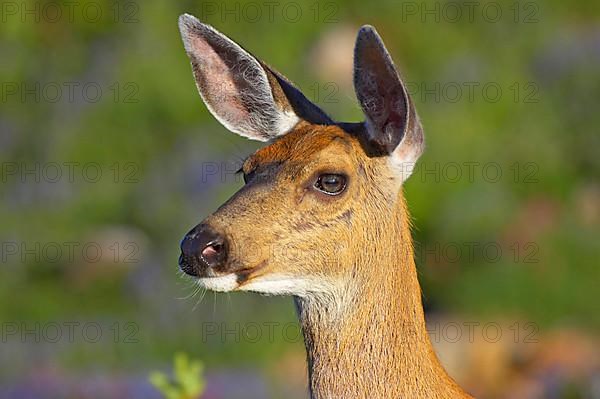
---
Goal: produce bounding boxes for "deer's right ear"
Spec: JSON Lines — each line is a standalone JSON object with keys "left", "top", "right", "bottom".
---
{"left": 178, "top": 14, "right": 332, "bottom": 141}
{"left": 353, "top": 26, "right": 424, "bottom": 180}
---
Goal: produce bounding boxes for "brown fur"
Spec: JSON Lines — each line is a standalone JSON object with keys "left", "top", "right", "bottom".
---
{"left": 178, "top": 15, "right": 472, "bottom": 398}
{"left": 204, "top": 121, "right": 472, "bottom": 398}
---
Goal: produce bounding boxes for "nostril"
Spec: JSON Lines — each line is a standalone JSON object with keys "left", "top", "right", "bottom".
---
{"left": 202, "top": 242, "right": 222, "bottom": 258}
{"left": 200, "top": 239, "right": 225, "bottom": 266}
{"left": 202, "top": 245, "right": 216, "bottom": 258}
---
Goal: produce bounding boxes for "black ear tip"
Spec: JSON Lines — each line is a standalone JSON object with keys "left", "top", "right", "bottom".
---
{"left": 357, "top": 25, "right": 380, "bottom": 40}
{"left": 356, "top": 25, "right": 386, "bottom": 51}
{"left": 358, "top": 25, "right": 376, "bottom": 33}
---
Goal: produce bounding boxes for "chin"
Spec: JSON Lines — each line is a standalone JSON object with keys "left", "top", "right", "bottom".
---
{"left": 196, "top": 274, "right": 240, "bottom": 292}
{"left": 196, "top": 273, "right": 333, "bottom": 298}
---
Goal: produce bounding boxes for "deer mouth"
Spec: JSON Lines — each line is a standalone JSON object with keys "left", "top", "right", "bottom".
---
{"left": 234, "top": 260, "right": 269, "bottom": 284}
{"left": 195, "top": 260, "right": 269, "bottom": 292}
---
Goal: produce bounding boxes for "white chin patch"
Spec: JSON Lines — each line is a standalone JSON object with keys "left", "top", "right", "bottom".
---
{"left": 197, "top": 273, "right": 331, "bottom": 297}
{"left": 197, "top": 274, "right": 239, "bottom": 292}
{"left": 239, "top": 277, "right": 301, "bottom": 295}
{"left": 238, "top": 274, "right": 331, "bottom": 297}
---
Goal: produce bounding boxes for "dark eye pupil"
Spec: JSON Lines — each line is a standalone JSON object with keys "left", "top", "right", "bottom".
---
{"left": 316, "top": 174, "right": 346, "bottom": 194}
{"left": 323, "top": 175, "right": 340, "bottom": 189}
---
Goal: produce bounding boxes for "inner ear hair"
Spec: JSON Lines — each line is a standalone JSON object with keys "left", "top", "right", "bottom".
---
{"left": 353, "top": 25, "right": 410, "bottom": 154}
{"left": 352, "top": 25, "right": 424, "bottom": 180}
{"left": 179, "top": 14, "right": 332, "bottom": 141}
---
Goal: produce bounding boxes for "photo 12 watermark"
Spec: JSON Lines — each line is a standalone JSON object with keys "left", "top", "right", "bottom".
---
{"left": 193, "top": 320, "right": 539, "bottom": 344}
{"left": 1, "top": 82, "right": 139, "bottom": 104}
{"left": 307, "top": 81, "right": 540, "bottom": 105}
{"left": 198, "top": 321, "right": 302, "bottom": 344}
{"left": 399, "top": 1, "right": 540, "bottom": 24}
{"left": 1, "top": 162, "right": 141, "bottom": 184}
{"left": 0, "top": 321, "right": 139, "bottom": 344}
{"left": 196, "top": 1, "right": 339, "bottom": 24}
{"left": 413, "top": 161, "right": 540, "bottom": 184}
{"left": 183, "top": 160, "right": 540, "bottom": 186}
{"left": 0, "top": 241, "right": 140, "bottom": 265}
{"left": 418, "top": 241, "right": 540, "bottom": 264}
{"left": 427, "top": 321, "right": 539, "bottom": 344}
{"left": 0, "top": 1, "right": 140, "bottom": 24}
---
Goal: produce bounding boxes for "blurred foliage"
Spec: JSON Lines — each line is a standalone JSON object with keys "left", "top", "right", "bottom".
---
{"left": 149, "top": 352, "right": 205, "bottom": 399}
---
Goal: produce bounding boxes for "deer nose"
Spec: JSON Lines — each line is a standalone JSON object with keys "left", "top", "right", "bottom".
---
{"left": 179, "top": 224, "right": 227, "bottom": 276}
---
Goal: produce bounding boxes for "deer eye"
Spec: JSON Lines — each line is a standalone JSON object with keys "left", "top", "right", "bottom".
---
{"left": 314, "top": 173, "right": 347, "bottom": 195}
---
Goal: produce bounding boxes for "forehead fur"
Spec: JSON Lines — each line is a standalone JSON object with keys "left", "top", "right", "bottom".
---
{"left": 245, "top": 123, "right": 360, "bottom": 172}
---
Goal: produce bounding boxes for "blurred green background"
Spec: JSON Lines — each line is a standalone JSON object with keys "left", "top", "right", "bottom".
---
{"left": 1, "top": 0, "right": 599, "bottom": 398}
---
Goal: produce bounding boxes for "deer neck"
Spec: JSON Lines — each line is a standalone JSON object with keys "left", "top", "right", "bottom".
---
{"left": 294, "top": 195, "right": 467, "bottom": 399}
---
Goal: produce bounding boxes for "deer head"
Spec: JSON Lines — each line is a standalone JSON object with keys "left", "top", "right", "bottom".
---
{"left": 177, "top": 14, "right": 424, "bottom": 297}
{"left": 177, "top": 15, "right": 474, "bottom": 398}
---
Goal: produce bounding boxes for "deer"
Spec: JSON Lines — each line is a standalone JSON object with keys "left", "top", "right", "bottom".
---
{"left": 177, "top": 14, "right": 473, "bottom": 398}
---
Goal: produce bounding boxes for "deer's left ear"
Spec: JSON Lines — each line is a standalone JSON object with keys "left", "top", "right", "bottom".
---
{"left": 178, "top": 14, "right": 332, "bottom": 142}
{"left": 353, "top": 25, "right": 424, "bottom": 181}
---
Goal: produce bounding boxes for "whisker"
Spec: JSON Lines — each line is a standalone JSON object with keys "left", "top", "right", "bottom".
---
{"left": 175, "top": 273, "right": 202, "bottom": 300}
{"left": 192, "top": 286, "right": 208, "bottom": 312}
{"left": 178, "top": 282, "right": 200, "bottom": 300}
{"left": 213, "top": 291, "right": 217, "bottom": 317}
